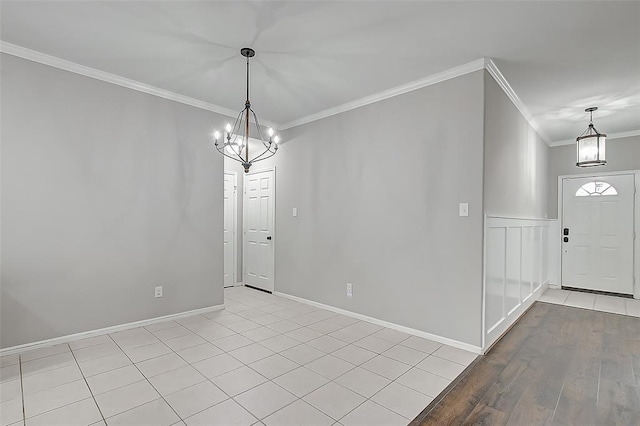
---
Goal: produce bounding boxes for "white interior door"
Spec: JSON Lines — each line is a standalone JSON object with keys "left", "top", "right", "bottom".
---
{"left": 223, "top": 172, "right": 236, "bottom": 288}
{"left": 562, "top": 174, "right": 635, "bottom": 294}
{"left": 243, "top": 169, "right": 275, "bottom": 292}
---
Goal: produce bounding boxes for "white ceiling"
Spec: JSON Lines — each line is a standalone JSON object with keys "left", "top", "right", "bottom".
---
{"left": 1, "top": 1, "right": 639, "bottom": 143}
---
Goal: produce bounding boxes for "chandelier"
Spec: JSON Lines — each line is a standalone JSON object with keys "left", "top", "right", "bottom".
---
{"left": 576, "top": 107, "right": 606, "bottom": 167}
{"left": 212, "top": 47, "right": 279, "bottom": 173}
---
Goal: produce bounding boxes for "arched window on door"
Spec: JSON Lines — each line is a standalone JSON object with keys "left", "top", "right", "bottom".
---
{"left": 575, "top": 181, "right": 618, "bottom": 197}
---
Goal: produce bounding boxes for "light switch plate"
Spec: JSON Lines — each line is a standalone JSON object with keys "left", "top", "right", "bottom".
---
{"left": 459, "top": 203, "right": 469, "bottom": 217}
{"left": 292, "top": 207, "right": 298, "bottom": 217}
{"left": 155, "top": 286, "right": 163, "bottom": 298}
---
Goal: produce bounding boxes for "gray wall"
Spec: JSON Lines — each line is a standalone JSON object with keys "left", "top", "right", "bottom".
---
{"left": 548, "top": 135, "right": 640, "bottom": 216}
{"left": 1, "top": 54, "right": 225, "bottom": 348}
{"left": 270, "top": 71, "right": 485, "bottom": 347}
{"left": 483, "top": 72, "right": 550, "bottom": 219}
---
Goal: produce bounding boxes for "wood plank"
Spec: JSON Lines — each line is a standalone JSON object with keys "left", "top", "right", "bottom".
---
{"left": 416, "top": 302, "right": 640, "bottom": 426}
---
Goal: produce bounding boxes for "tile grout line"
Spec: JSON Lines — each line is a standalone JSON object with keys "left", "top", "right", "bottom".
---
{"left": 108, "top": 313, "right": 276, "bottom": 424}
{"left": 231, "top": 380, "right": 302, "bottom": 423}
{"left": 10, "top": 287, "right": 469, "bottom": 425}
{"left": 68, "top": 344, "right": 108, "bottom": 424}
{"left": 229, "top": 290, "right": 422, "bottom": 422}
{"left": 543, "top": 289, "right": 635, "bottom": 317}
{"left": 171, "top": 300, "right": 276, "bottom": 423}
{"left": 179, "top": 297, "right": 343, "bottom": 423}
{"left": 19, "top": 349, "right": 101, "bottom": 423}
{"left": 229, "top": 290, "right": 454, "bottom": 423}
{"left": 243, "top": 288, "right": 456, "bottom": 421}
{"left": 106, "top": 334, "right": 185, "bottom": 424}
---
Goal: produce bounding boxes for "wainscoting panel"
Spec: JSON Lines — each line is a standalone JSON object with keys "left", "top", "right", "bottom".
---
{"left": 483, "top": 217, "right": 554, "bottom": 351}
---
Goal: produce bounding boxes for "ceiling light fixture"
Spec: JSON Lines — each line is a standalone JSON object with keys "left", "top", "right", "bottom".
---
{"left": 576, "top": 107, "right": 606, "bottom": 167}
{"left": 212, "top": 47, "right": 279, "bottom": 173}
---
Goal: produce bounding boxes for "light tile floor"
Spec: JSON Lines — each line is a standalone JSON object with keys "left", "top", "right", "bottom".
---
{"left": 0, "top": 286, "right": 477, "bottom": 426}
{"left": 539, "top": 287, "right": 640, "bottom": 317}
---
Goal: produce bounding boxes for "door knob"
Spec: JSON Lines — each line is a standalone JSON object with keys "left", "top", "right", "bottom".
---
{"left": 267, "top": 236, "right": 272, "bottom": 240}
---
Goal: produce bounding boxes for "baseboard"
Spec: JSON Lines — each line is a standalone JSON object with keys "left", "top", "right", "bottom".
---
{"left": 0, "top": 304, "right": 225, "bottom": 357}
{"left": 273, "top": 291, "right": 482, "bottom": 354}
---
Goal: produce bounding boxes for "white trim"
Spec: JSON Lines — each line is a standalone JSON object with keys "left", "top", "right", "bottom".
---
{"left": 484, "top": 59, "right": 551, "bottom": 145}
{"left": 557, "top": 170, "right": 640, "bottom": 299}
{"left": 484, "top": 284, "right": 548, "bottom": 354}
{"left": 8, "top": 40, "right": 629, "bottom": 149}
{"left": 224, "top": 170, "right": 238, "bottom": 288}
{"left": 481, "top": 216, "right": 487, "bottom": 351}
{"left": 0, "top": 304, "right": 225, "bottom": 357}
{"left": 273, "top": 291, "right": 482, "bottom": 354}
{"left": 547, "top": 219, "right": 560, "bottom": 288}
{"left": 279, "top": 58, "right": 487, "bottom": 130}
{"left": 243, "top": 167, "right": 276, "bottom": 293}
{"left": 550, "top": 130, "right": 640, "bottom": 147}
{"left": 482, "top": 216, "right": 552, "bottom": 352}
{"left": 0, "top": 41, "right": 277, "bottom": 130}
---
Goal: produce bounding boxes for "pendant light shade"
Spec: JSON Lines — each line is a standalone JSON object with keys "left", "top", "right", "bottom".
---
{"left": 576, "top": 107, "right": 606, "bottom": 167}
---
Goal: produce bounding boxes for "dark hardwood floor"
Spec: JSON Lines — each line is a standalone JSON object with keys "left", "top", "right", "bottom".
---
{"left": 411, "top": 302, "right": 640, "bottom": 426}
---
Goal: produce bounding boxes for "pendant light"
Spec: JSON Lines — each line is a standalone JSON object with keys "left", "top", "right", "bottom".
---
{"left": 212, "top": 48, "right": 279, "bottom": 173}
{"left": 576, "top": 107, "right": 606, "bottom": 167}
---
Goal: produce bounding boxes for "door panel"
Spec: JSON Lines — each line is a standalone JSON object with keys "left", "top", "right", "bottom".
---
{"left": 243, "top": 169, "right": 275, "bottom": 292}
{"left": 562, "top": 174, "right": 635, "bottom": 294}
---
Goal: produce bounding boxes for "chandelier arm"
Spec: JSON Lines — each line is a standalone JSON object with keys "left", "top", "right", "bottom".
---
{"left": 249, "top": 146, "right": 277, "bottom": 163}
{"left": 215, "top": 143, "right": 246, "bottom": 163}
{"left": 249, "top": 108, "right": 271, "bottom": 148}
{"left": 249, "top": 147, "right": 278, "bottom": 164}
{"left": 221, "top": 139, "right": 245, "bottom": 162}
{"left": 590, "top": 124, "right": 604, "bottom": 136}
{"left": 578, "top": 127, "right": 590, "bottom": 138}
{"left": 229, "top": 109, "right": 246, "bottom": 146}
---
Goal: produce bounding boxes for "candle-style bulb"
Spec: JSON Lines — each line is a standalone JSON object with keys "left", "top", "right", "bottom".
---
{"left": 268, "top": 128, "right": 274, "bottom": 137}
{"left": 225, "top": 123, "right": 232, "bottom": 133}
{"left": 213, "top": 131, "right": 220, "bottom": 140}
{"left": 273, "top": 135, "right": 280, "bottom": 145}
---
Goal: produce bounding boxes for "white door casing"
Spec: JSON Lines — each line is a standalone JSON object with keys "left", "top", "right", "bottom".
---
{"left": 561, "top": 174, "right": 635, "bottom": 294}
{"left": 223, "top": 171, "right": 237, "bottom": 288}
{"left": 243, "top": 168, "right": 275, "bottom": 292}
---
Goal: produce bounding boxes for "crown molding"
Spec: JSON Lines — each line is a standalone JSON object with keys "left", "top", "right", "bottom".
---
{"left": 279, "top": 58, "right": 487, "bottom": 130}
{"left": 1, "top": 41, "right": 621, "bottom": 145}
{"left": 484, "top": 59, "right": 552, "bottom": 145}
{"left": 0, "top": 41, "right": 277, "bottom": 129}
{"left": 549, "top": 129, "right": 640, "bottom": 147}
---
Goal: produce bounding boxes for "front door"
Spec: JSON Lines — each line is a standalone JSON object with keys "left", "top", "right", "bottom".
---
{"left": 243, "top": 169, "right": 275, "bottom": 292}
{"left": 561, "top": 174, "right": 635, "bottom": 294}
